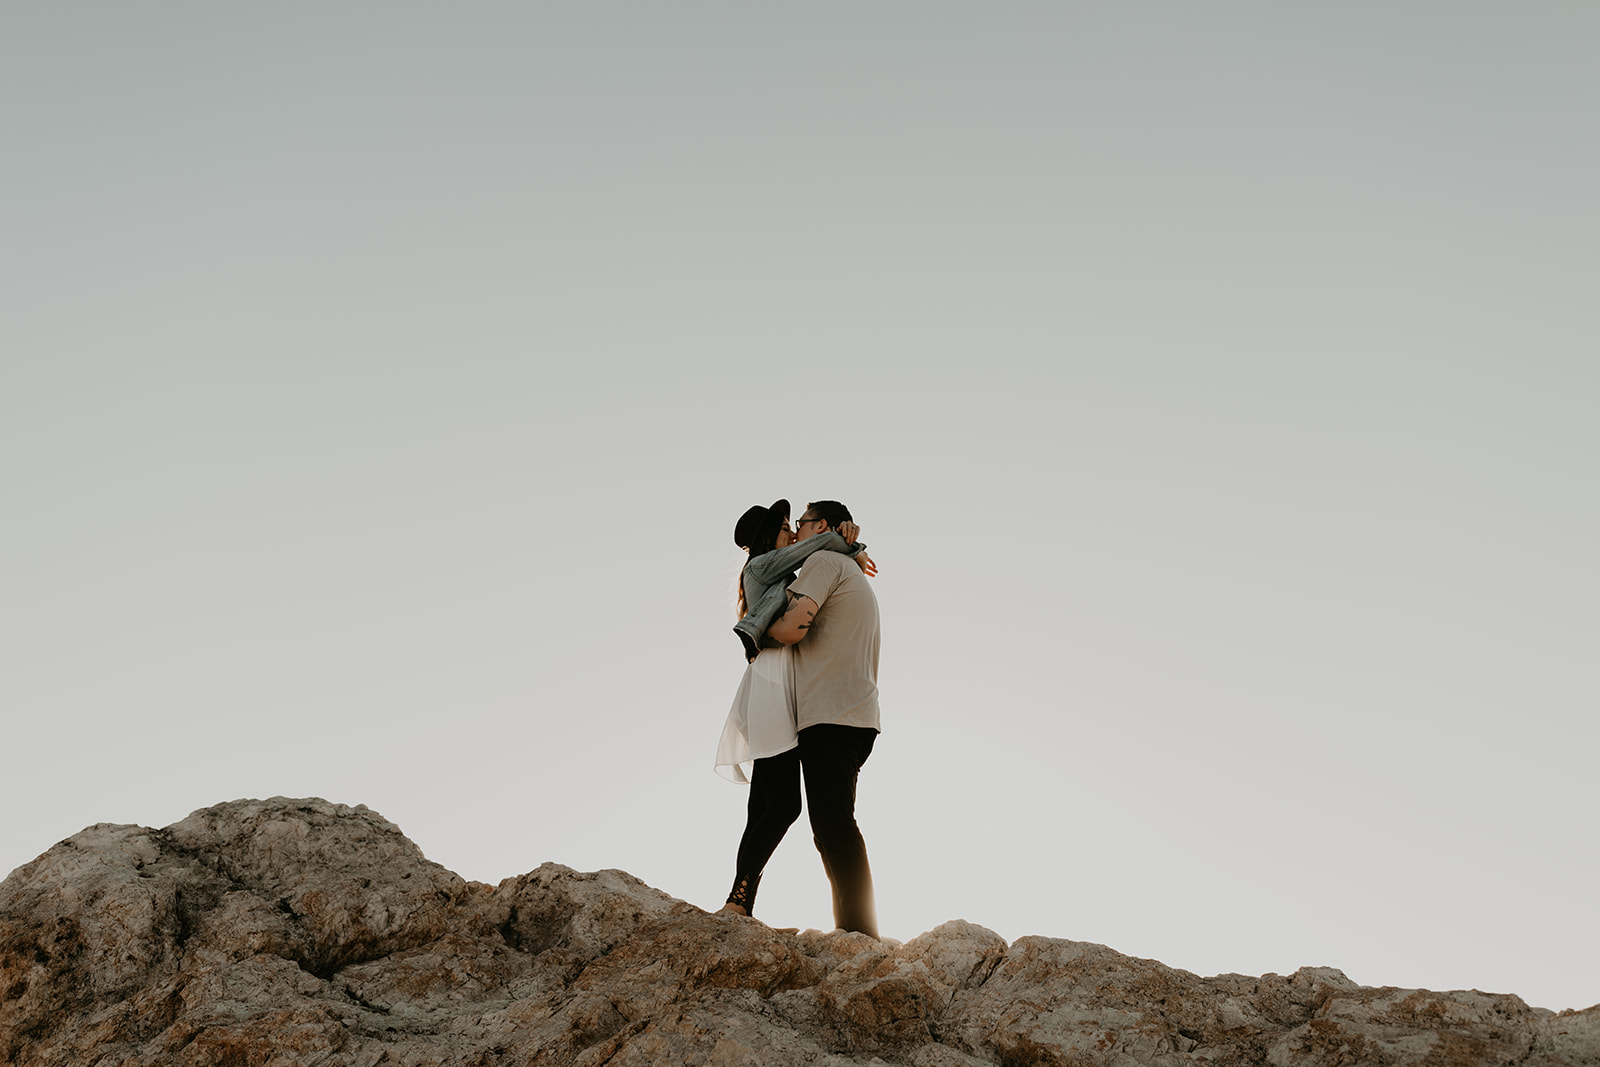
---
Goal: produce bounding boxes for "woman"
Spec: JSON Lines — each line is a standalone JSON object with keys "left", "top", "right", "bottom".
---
{"left": 714, "top": 498, "right": 874, "bottom": 918}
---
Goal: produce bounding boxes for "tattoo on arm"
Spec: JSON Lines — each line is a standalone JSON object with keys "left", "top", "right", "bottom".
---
{"left": 775, "top": 591, "right": 818, "bottom": 643}
{"left": 786, "top": 595, "right": 814, "bottom": 626}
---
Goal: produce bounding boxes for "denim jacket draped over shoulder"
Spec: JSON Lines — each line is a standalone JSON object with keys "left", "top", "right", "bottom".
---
{"left": 733, "top": 531, "right": 864, "bottom": 661}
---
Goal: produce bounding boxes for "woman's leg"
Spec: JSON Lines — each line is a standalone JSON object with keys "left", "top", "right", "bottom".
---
{"left": 724, "top": 746, "right": 802, "bottom": 915}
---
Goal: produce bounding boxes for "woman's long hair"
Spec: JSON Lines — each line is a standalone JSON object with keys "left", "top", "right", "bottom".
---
{"left": 735, "top": 508, "right": 789, "bottom": 617}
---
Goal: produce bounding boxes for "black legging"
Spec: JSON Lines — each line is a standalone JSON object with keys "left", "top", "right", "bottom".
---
{"left": 725, "top": 724, "right": 878, "bottom": 937}
{"left": 725, "top": 747, "right": 801, "bottom": 914}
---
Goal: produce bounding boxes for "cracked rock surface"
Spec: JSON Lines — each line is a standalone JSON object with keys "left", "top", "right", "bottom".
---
{"left": 3, "top": 798, "right": 1596, "bottom": 1066}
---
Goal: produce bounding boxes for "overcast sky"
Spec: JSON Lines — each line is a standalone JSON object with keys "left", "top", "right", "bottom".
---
{"left": 3, "top": 3, "right": 1596, "bottom": 1013}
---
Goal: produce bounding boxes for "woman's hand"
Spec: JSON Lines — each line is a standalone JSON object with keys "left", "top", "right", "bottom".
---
{"left": 855, "top": 551, "right": 877, "bottom": 577}
{"left": 838, "top": 520, "right": 860, "bottom": 544}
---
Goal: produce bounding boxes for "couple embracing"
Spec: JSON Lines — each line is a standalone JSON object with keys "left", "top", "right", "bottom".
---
{"left": 714, "top": 498, "right": 883, "bottom": 938}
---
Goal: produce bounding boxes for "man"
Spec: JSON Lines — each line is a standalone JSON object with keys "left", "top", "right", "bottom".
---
{"left": 768, "top": 499, "right": 881, "bottom": 938}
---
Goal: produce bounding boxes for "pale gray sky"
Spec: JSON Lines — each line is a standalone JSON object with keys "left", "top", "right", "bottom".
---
{"left": 3, "top": 4, "right": 1596, "bottom": 1012}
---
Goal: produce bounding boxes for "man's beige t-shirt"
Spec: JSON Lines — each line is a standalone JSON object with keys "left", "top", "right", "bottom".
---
{"left": 787, "top": 550, "right": 881, "bottom": 733}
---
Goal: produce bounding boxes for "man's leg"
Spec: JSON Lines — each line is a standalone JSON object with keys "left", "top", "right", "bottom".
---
{"left": 798, "top": 723, "right": 878, "bottom": 937}
{"left": 723, "top": 747, "right": 803, "bottom": 916}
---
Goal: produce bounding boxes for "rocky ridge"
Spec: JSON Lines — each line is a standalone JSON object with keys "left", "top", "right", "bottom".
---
{"left": 2, "top": 797, "right": 1595, "bottom": 1066}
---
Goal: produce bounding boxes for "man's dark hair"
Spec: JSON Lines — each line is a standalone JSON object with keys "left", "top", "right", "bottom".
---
{"left": 806, "top": 500, "right": 853, "bottom": 529}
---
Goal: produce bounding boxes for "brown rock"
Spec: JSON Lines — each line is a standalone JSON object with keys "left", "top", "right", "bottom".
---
{"left": 2, "top": 797, "right": 1595, "bottom": 1066}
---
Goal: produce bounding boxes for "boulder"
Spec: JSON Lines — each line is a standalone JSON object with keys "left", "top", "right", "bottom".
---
{"left": 3, "top": 798, "right": 1595, "bottom": 1066}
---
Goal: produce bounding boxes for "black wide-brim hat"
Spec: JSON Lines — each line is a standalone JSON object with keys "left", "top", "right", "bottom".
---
{"left": 733, "top": 498, "right": 791, "bottom": 550}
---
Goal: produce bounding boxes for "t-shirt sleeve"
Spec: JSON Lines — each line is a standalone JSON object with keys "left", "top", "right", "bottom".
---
{"left": 788, "top": 551, "right": 845, "bottom": 608}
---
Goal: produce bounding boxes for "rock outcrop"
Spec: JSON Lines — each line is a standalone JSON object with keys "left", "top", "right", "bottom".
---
{"left": 2, "top": 798, "right": 1595, "bottom": 1066}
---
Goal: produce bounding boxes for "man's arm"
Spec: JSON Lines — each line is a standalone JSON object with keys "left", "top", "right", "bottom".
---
{"left": 767, "top": 591, "right": 819, "bottom": 645}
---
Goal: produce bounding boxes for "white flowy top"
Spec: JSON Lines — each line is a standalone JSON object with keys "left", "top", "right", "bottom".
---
{"left": 713, "top": 644, "right": 797, "bottom": 783}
